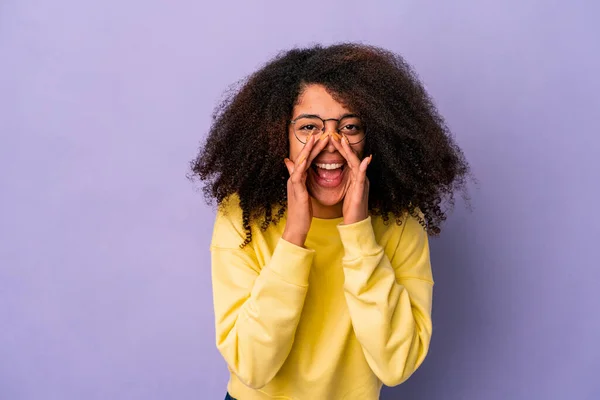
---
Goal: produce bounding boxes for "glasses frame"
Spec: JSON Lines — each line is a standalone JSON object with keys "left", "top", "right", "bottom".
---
{"left": 289, "top": 114, "right": 367, "bottom": 145}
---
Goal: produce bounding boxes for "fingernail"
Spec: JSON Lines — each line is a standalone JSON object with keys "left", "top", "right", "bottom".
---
{"left": 299, "top": 156, "right": 306, "bottom": 164}
{"left": 367, "top": 155, "right": 373, "bottom": 165}
{"left": 332, "top": 132, "right": 341, "bottom": 141}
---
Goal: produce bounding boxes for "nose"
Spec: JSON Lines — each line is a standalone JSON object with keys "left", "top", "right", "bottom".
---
{"left": 321, "top": 121, "right": 340, "bottom": 148}
{"left": 323, "top": 120, "right": 338, "bottom": 136}
{"left": 321, "top": 132, "right": 339, "bottom": 153}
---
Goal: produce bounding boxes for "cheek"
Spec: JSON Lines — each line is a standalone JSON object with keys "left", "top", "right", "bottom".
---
{"left": 355, "top": 143, "right": 366, "bottom": 158}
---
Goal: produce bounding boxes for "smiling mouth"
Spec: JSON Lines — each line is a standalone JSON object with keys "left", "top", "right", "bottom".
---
{"left": 311, "top": 162, "right": 346, "bottom": 184}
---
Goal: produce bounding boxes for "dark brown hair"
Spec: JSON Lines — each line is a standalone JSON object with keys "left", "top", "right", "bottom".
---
{"left": 191, "top": 43, "right": 470, "bottom": 246}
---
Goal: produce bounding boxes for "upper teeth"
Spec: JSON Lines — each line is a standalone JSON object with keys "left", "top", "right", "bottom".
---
{"left": 315, "top": 163, "right": 344, "bottom": 170}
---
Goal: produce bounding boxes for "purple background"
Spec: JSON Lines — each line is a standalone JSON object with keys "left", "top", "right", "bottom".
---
{"left": 1, "top": 1, "right": 599, "bottom": 399}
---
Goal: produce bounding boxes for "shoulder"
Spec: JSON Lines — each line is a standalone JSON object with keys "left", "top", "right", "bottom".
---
{"left": 216, "top": 193, "right": 244, "bottom": 221}
{"left": 371, "top": 211, "right": 432, "bottom": 280}
{"left": 212, "top": 194, "right": 284, "bottom": 250}
{"left": 371, "top": 210, "right": 428, "bottom": 255}
{"left": 211, "top": 193, "right": 246, "bottom": 248}
{"left": 371, "top": 210, "right": 426, "bottom": 238}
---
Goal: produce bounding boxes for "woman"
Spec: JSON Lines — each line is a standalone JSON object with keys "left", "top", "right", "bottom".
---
{"left": 191, "top": 43, "right": 469, "bottom": 399}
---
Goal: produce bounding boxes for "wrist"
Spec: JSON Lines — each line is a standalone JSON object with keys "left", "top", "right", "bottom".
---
{"left": 343, "top": 213, "right": 368, "bottom": 226}
{"left": 282, "top": 229, "right": 308, "bottom": 247}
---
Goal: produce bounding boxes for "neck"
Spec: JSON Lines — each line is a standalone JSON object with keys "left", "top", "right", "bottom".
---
{"left": 310, "top": 197, "right": 343, "bottom": 219}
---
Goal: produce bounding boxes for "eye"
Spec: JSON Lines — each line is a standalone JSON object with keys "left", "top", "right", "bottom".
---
{"left": 340, "top": 124, "right": 361, "bottom": 134}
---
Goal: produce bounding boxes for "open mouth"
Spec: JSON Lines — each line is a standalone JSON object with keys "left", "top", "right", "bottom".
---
{"left": 310, "top": 162, "right": 346, "bottom": 187}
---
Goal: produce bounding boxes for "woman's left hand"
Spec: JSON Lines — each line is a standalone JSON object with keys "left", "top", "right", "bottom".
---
{"left": 332, "top": 134, "right": 372, "bottom": 225}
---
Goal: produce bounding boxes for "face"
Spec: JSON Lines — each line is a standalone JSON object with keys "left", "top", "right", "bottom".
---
{"left": 288, "top": 84, "right": 366, "bottom": 217}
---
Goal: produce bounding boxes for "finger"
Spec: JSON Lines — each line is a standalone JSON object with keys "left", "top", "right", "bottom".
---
{"left": 291, "top": 132, "right": 330, "bottom": 179}
{"left": 304, "top": 133, "right": 330, "bottom": 167}
{"left": 360, "top": 154, "right": 372, "bottom": 172}
{"left": 295, "top": 133, "right": 316, "bottom": 165}
{"left": 284, "top": 158, "right": 295, "bottom": 175}
{"left": 289, "top": 133, "right": 319, "bottom": 197}
{"left": 284, "top": 159, "right": 297, "bottom": 201}
{"left": 332, "top": 134, "right": 361, "bottom": 170}
{"left": 290, "top": 159, "right": 309, "bottom": 198}
{"left": 357, "top": 155, "right": 371, "bottom": 182}
{"left": 330, "top": 134, "right": 346, "bottom": 157}
{"left": 291, "top": 157, "right": 308, "bottom": 183}
{"left": 341, "top": 134, "right": 363, "bottom": 165}
{"left": 286, "top": 178, "right": 295, "bottom": 201}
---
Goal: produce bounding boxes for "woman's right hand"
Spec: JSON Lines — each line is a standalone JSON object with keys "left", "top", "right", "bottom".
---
{"left": 282, "top": 133, "right": 327, "bottom": 247}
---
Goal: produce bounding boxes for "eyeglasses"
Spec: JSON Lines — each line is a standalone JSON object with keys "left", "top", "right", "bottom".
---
{"left": 290, "top": 114, "right": 366, "bottom": 145}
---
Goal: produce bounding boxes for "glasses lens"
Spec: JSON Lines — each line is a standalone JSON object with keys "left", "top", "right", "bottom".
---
{"left": 338, "top": 116, "right": 365, "bottom": 144}
{"left": 293, "top": 117, "right": 324, "bottom": 142}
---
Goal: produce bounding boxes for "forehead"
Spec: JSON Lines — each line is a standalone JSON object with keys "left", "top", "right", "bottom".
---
{"left": 293, "top": 84, "right": 351, "bottom": 117}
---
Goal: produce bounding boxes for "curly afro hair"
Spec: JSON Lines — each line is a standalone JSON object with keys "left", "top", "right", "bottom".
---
{"left": 191, "top": 43, "right": 470, "bottom": 247}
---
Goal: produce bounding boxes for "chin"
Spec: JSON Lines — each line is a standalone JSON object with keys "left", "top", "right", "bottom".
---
{"left": 310, "top": 192, "right": 344, "bottom": 207}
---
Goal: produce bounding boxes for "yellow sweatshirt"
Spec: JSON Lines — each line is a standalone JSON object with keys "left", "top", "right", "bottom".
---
{"left": 210, "top": 196, "right": 434, "bottom": 400}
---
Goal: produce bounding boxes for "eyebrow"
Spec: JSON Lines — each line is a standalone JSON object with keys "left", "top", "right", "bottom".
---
{"left": 293, "top": 113, "right": 358, "bottom": 120}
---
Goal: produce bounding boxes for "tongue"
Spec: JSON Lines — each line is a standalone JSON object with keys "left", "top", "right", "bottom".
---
{"left": 316, "top": 167, "right": 343, "bottom": 180}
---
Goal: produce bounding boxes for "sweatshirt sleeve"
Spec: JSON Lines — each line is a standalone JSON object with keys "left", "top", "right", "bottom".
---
{"left": 337, "top": 215, "right": 434, "bottom": 387}
{"left": 210, "top": 206, "right": 314, "bottom": 389}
